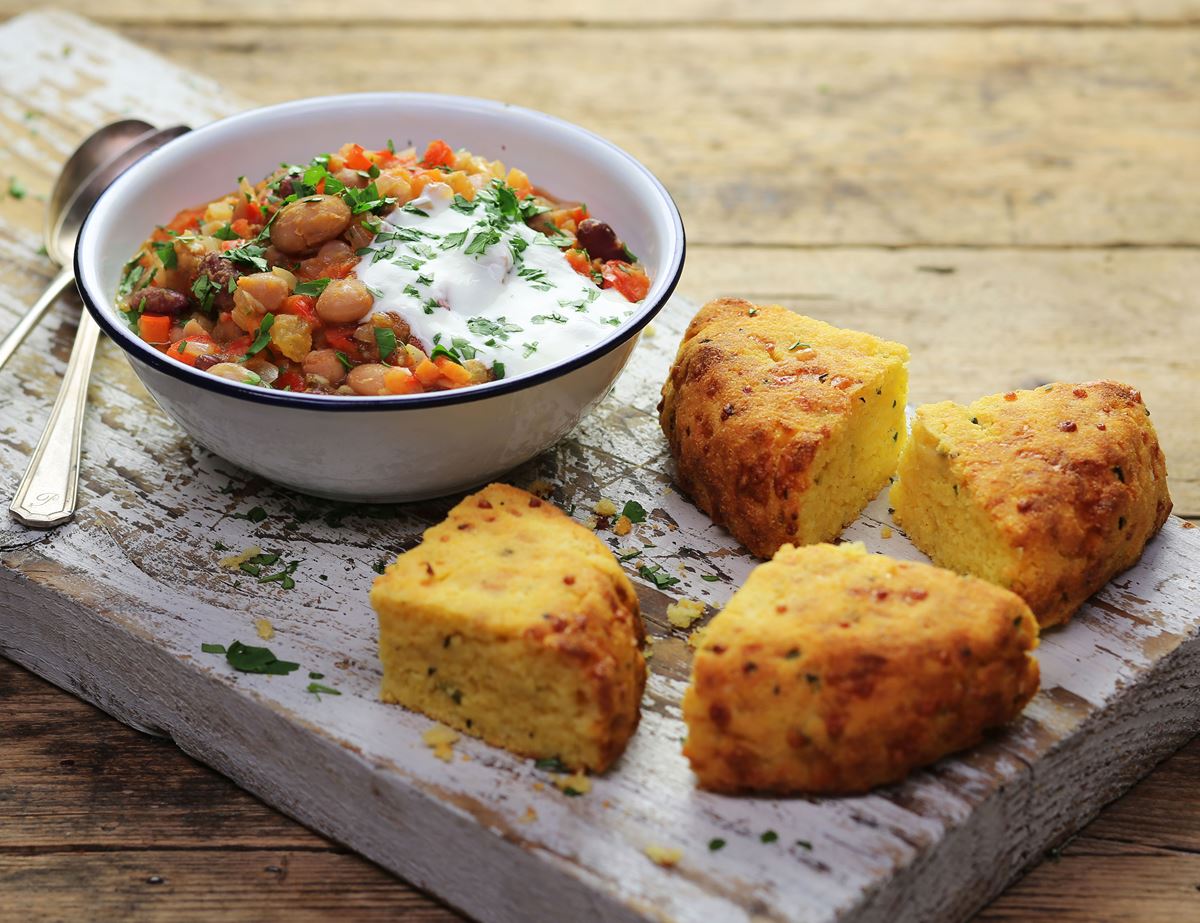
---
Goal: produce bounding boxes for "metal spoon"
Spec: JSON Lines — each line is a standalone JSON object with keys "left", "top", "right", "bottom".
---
{"left": 0, "top": 119, "right": 157, "bottom": 370}
{"left": 9, "top": 123, "right": 190, "bottom": 528}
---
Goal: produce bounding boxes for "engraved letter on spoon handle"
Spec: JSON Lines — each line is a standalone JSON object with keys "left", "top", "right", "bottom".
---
{"left": 10, "top": 312, "right": 102, "bottom": 528}
{"left": 0, "top": 267, "right": 74, "bottom": 372}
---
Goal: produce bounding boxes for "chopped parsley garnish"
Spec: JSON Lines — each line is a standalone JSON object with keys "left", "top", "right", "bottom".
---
{"left": 223, "top": 640, "right": 300, "bottom": 675}
{"left": 708, "top": 838, "right": 726, "bottom": 852}
{"left": 371, "top": 560, "right": 388, "bottom": 575}
{"left": 200, "top": 643, "right": 226, "bottom": 654}
{"left": 700, "top": 574, "right": 721, "bottom": 582}
{"left": 467, "top": 316, "right": 522, "bottom": 340}
{"left": 559, "top": 288, "right": 600, "bottom": 312}
{"left": 451, "top": 337, "right": 476, "bottom": 360}
{"left": 430, "top": 343, "right": 463, "bottom": 364}
{"left": 440, "top": 229, "right": 469, "bottom": 250}
{"left": 8, "top": 176, "right": 25, "bottom": 199}
{"left": 795, "top": 839, "right": 813, "bottom": 850}
{"left": 620, "top": 500, "right": 648, "bottom": 523}
{"left": 342, "top": 181, "right": 396, "bottom": 216}
{"left": 335, "top": 351, "right": 352, "bottom": 370}
{"left": 233, "top": 505, "right": 268, "bottom": 523}
{"left": 617, "top": 549, "right": 641, "bottom": 562}
{"left": 212, "top": 223, "right": 239, "bottom": 241}
{"left": 294, "top": 277, "right": 331, "bottom": 297}
{"left": 788, "top": 341, "right": 811, "bottom": 351}
{"left": 760, "top": 830, "right": 779, "bottom": 844}
{"left": 638, "top": 563, "right": 679, "bottom": 589}
{"left": 247, "top": 313, "right": 275, "bottom": 356}
{"left": 307, "top": 682, "right": 342, "bottom": 698}
{"left": 308, "top": 671, "right": 325, "bottom": 679}
{"left": 450, "top": 194, "right": 477, "bottom": 214}
{"left": 518, "top": 266, "right": 554, "bottom": 291}
{"left": 534, "top": 756, "right": 569, "bottom": 773}
{"left": 222, "top": 241, "right": 269, "bottom": 273}
{"left": 375, "top": 326, "right": 397, "bottom": 361}
{"left": 491, "top": 362, "right": 505, "bottom": 379}
{"left": 189, "top": 273, "right": 215, "bottom": 313}
{"left": 531, "top": 312, "right": 567, "bottom": 325}
{"left": 465, "top": 227, "right": 502, "bottom": 256}
{"left": 151, "top": 239, "right": 178, "bottom": 269}
{"left": 522, "top": 341, "right": 539, "bottom": 359}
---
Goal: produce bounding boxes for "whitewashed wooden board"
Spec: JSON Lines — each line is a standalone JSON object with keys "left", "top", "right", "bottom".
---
{"left": 1, "top": 11, "right": 1199, "bottom": 923}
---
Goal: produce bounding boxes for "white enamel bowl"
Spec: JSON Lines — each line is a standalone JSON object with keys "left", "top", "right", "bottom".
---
{"left": 76, "top": 93, "right": 685, "bottom": 501}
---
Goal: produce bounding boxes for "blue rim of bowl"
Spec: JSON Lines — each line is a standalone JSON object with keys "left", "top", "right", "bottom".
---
{"left": 76, "top": 92, "right": 686, "bottom": 412}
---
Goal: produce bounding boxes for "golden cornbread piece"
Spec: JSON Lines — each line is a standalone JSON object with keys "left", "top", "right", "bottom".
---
{"left": 370, "top": 484, "right": 646, "bottom": 773}
{"left": 683, "top": 543, "right": 1040, "bottom": 794}
{"left": 890, "top": 381, "right": 1172, "bottom": 628}
{"left": 659, "top": 299, "right": 909, "bottom": 558}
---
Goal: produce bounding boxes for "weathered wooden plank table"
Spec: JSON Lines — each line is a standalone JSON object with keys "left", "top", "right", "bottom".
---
{"left": 1, "top": 3, "right": 1198, "bottom": 921}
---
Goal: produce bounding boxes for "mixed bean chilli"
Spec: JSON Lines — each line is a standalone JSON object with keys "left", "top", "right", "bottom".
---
{"left": 117, "top": 139, "right": 651, "bottom": 395}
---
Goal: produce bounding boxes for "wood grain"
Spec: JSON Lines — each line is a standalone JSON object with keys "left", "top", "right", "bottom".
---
{"left": 3, "top": 1, "right": 1199, "bottom": 25}
{"left": 101, "top": 25, "right": 1200, "bottom": 249}
{"left": 0, "top": 7, "right": 1197, "bottom": 923}
{"left": 4, "top": 657, "right": 1198, "bottom": 923}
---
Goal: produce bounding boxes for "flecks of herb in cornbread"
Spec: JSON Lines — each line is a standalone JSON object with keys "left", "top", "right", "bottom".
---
{"left": 370, "top": 483, "right": 646, "bottom": 772}
{"left": 683, "top": 542, "right": 1039, "bottom": 794}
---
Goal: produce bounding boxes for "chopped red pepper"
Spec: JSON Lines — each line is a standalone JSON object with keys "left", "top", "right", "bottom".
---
{"left": 422, "top": 139, "right": 455, "bottom": 168}
{"left": 601, "top": 260, "right": 650, "bottom": 302}
{"left": 344, "top": 144, "right": 372, "bottom": 171}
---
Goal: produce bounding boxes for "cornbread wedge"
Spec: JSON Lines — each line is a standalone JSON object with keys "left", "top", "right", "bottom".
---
{"left": 370, "top": 484, "right": 646, "bottom": 772}
{"left": 683, "top": 543, "right": 1040, "bottom": 794}
{"left": 659, "top": 298, "right": 909, "bottom": 558}
{"left": 890, "top": 381, "right": 1172, "bottom": 628}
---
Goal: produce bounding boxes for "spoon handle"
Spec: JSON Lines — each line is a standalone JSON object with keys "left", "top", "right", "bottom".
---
{"left": 9, "top": 311, "right": 102, "bottom": 528}
{"left": 0, "top": 267, "right": 75, "bottom": 372}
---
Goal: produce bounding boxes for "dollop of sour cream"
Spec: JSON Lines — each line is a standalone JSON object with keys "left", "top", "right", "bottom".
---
{"left": 355, "top": 181, "right": 637, "bottom": 380}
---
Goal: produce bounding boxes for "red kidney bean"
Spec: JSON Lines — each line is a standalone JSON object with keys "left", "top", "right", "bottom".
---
{"left": 133, "top": 287, "right": 189, "bottom": 316}
{"left": 576, "top": 218, "right": 626, "bottom": 262}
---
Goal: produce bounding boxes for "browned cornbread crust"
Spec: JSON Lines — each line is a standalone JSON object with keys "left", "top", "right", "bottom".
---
{"left": 682, "top": 543, "right": 1040, "bottom": 795}
{"left": 659, "top": 298, "right": 909, "bottom": 558}
{"left": 371, "top": 484, "right": 646, "bottom": 772}
{"left": 891, "top": 381, "right": 1172, "bottom": 628}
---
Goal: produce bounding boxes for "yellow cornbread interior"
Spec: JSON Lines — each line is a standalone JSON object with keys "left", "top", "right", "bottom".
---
{"left": 659, "top": 300, "right": 910, "bottom": 558}
{"left": 795, "top": 344, "right": 908, "bottom": 547}
{"left": 890, "top": 402, "right": 1019, "bottom": 590}
{"left": 370, "top": 484, "right": 646, "bottom": 773}
{"left": 682, "top": 542, "right": 1040, "bottom": 794}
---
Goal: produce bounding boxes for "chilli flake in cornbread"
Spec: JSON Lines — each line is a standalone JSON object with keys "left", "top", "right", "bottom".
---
{"left": 682, "top": 543, "right": 1040, "bottom": 794}
{"left": 370, "top": 484, "right": 645, "bottom": 773}
{"left": 659, "top": 299, "right": 909, "bottom": 558}
{"left": 890, "top": 381, "right": 1172, "bottom": 628}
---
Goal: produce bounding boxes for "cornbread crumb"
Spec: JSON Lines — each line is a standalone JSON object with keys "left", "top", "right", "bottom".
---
{"left": 594, "top": 498, "right": 618, "bottom": 517}
{"left": 533, "top": 782, "right": 545, "bottom": 792}
{"left": 613, "top": 515, "right": 633, "bottom": 536}
{"left": 518, "top": 806, "right": 538, "bottom": 824}
{"left": 554, "top": 772, "right": 592, "bottom": 796}
{"left": 644, "top": 845, "right": 683, "bottom": 868}
{"left": 528, "top": 479, "right": 555, "bottom": 499}
{"left": 219, "top": 545, "right": 262, "bottom": 570}
{"left": 688, "top": 626, "right": 708, "bottom": 649}
{"left": 667, "top": 598, "right": 706, "bottom": 629}
{"left": 644, "top": 638, "right": 655, "bottom": 659}
{"left": 254, "top": 618, "right": 274, "bottom": 641}
{"left": 880, "top": 526, "right": 893, "bottom": 539}
{"left": 423, "top": 724, "right": 460, "bottom": 763}
{"left": 644, "top": 323, "right": 657, "bottom": 337}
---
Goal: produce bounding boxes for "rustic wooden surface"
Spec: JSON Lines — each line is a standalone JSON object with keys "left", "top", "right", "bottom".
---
{"left": 0, "top": 4, "right": 1198, "bottom": 921}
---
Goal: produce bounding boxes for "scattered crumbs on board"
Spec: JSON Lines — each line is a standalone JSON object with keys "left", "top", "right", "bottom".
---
{"left": 689, "top": 626, "right": 708, "bottom": 649}
{"left": 613, "top": 515, "right": 632, "bottom": 536}
{"left": 594, "top": 498, "right": 618, "bottom": 517}
{"left": 554, "top": 772, "right": 591, "bottom": 797}
{"left": 528, "top": 479, "right": 554, "bottom": 499}
{"left": 220, "top": 545, "right": 263, "bottom": 569}
{"left": 644, "top": 844, "right": 683, "bottom": 868}
{"left": 255, "top": 618, "right": 274, "bottom": 641}
{"left": 644, "top": 638, "right": 655, "bottom": 660}
{"left": 422, "top": 724, "right": 460, "bottom": 762}
{"left": 880, "top": 526, "right": 893, "bottom": 539}
{"left": 667, "top": 598, "right": 705, "bottom": 629}
{"left": 518, "top": 806, "right": 538, "bottom": 824}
